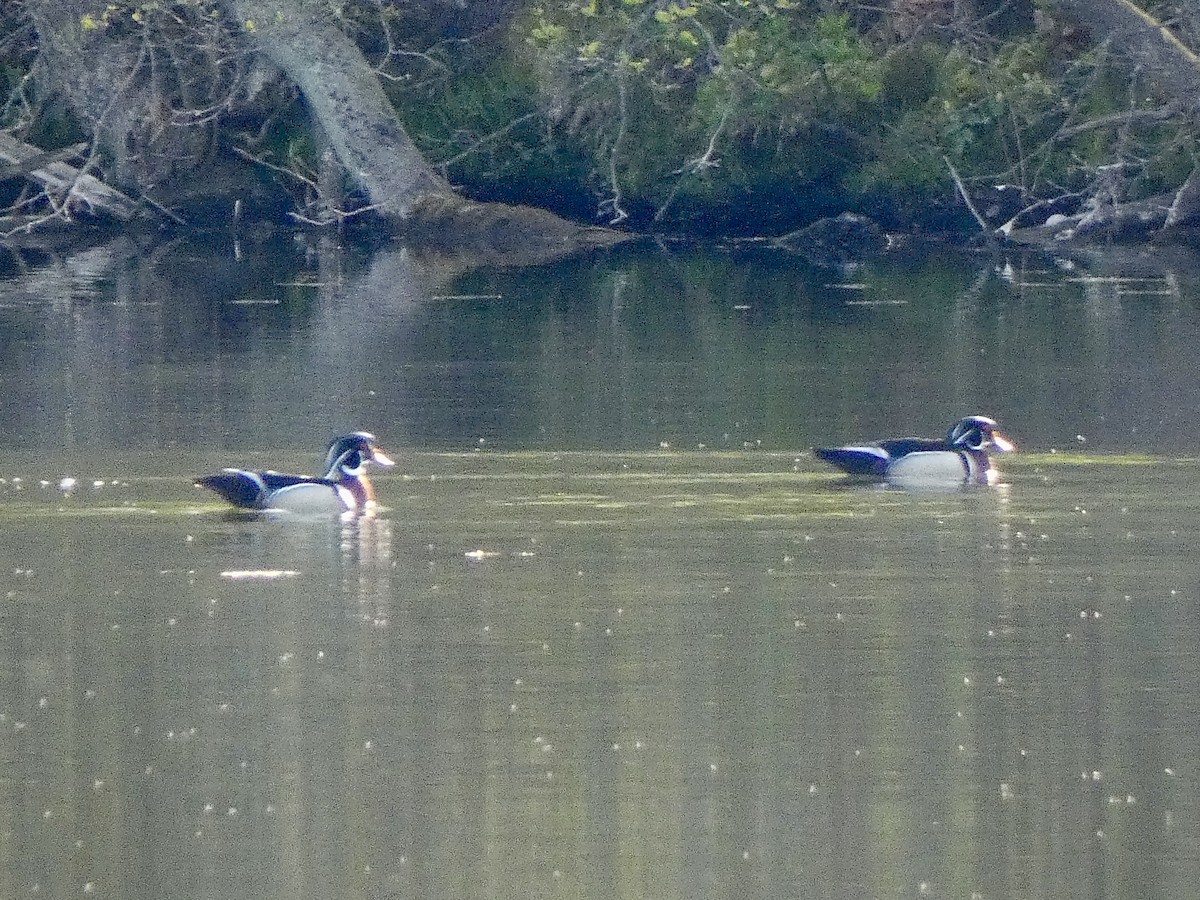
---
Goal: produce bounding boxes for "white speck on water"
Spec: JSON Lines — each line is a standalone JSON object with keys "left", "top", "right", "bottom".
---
{"left": 999, "top": 783, "right": 1014, "bottom": 800}
{"left": 38, "top": 697, "right": 47, "bottom": 708}
{"left": 710, "top": 763, "right": 718, "bottom": 772}
{"left": 203, "top": 803, "right": 214, "bottom": 813}
{"left": 742, "top": 850, "right": 750, "bottom": 860}
{"left": 809, "top": 784, "right": 818, "bottom": 795}
{"left": 509, "top": 704, "right": 518, "bottom": 712}
{"left": 963, "top": 677, "right": 971, "bottom": 686}
{"left": 58, "top": 477, "right": 77, "bottom": 494}
{"left": 83, "top": 883, "right": 95, "bottom": 894}
{"left": 1165, "top": 767, "right": 1175, "bottom": 776}
{"left": 464, "top": 549, "right": 500, "bottom": 560}
{"left": 221, "top": 569, "right": 300, "bottom": 580}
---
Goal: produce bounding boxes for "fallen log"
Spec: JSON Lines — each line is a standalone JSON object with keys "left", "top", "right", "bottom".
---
{"left": 0, "top": 132, "right": 141, "bottom": 221}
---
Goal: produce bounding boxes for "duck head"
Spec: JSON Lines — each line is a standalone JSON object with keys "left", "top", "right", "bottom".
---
{"left": 947, "top": 416, "right": 1015, "bottom": 454}
{"left": 323, "top": 432, "right": 395, "bottom": 479}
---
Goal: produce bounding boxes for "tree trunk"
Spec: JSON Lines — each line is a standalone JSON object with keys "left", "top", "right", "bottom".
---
{"left": 222, "top": 0, "right": 454, "bottom": 219}
{"left": 14, "top": 1, "right": 627, "bottom": 256}
{"left": 1054, "top": 0, "right": 1200, "bottom": 103}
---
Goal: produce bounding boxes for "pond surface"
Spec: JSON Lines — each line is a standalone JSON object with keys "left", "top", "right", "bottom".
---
{"left": 2, "top": 238, "right": 1200, "bottom": 900}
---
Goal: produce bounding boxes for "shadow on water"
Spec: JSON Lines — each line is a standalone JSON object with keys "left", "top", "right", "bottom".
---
{"left": 4, "top": 236, "right": 1200, "bottom": 454}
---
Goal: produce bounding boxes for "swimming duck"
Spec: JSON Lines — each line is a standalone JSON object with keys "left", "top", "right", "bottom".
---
{"left": 814, "top": 415, "right": 1014, "bottom": 485}
{"left": 196, "top": 432, "right": 394, "bottom": 513}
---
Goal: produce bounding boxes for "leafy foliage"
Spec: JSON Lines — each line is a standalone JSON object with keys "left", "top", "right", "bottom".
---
{"left": 2, "top": 0, "right": 1198, "bottom": 234}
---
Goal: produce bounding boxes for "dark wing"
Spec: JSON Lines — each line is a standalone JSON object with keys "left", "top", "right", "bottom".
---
{"left": 259, "top": 471, "right": 328, "bottom": 491}
{"left": 195, "top": 469, "right": 330, "bottom": 510}
{"left": 877, "top": 438, "right": 946, "bottom": 457}
{"left": 196, "top": 469, "right": 270, "bottom": 509}
{"left": 813, "top": 446, "right": 891, "bottom": 478}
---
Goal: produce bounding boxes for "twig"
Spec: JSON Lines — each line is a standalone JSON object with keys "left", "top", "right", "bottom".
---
{"left": 599, "top": 72, "right": 630, "bottom": 225}
{"left": 944, "top": 155, "right": 994, "bottom": 239}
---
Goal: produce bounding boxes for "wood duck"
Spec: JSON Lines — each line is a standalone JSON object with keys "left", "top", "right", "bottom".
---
{"left": 197, "top": 432, "right": 394, "bottom": 513}
{"left": 814, "top": 415, "right": 1014, "bottom": 485}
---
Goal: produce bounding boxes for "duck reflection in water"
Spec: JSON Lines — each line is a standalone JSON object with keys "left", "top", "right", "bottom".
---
{"left": 196, "top": 432, "right": 394, "bottom": 514}
{"left": 815, "top": 415, "right": 1014, "bottom": 487}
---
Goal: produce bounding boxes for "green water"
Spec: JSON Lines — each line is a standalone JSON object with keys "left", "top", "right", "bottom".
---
{"left": 4, "top": 239, "right": 1200, "bottom": 899}
{"left": 2, "top": 450, "right": 1198, "bottom": 900}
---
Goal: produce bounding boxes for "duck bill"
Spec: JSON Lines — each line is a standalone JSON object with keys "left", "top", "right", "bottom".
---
{"left": 371, "top": 449, "right": 395, "bottom": 467}
{"left": 992, "top": 433, "right": 1015, "bottom": 453}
